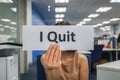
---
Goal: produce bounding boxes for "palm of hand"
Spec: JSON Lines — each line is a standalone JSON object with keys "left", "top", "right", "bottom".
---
{"left": 41, "top": 44, "right": 61, "bottom": 70}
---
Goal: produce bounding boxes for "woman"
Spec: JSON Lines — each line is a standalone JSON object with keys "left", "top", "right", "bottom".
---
{"left": 117, "top": 33, "right": 120, "bottom": 49}
{"left": 40, "top": 21, "right": 88, "bottom": 80}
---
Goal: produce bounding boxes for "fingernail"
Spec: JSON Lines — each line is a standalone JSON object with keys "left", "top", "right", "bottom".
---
{"left": 50, "top": 44, "right": 54, "bottom": 47}
{"left": 57, "top": 44, "right": 60, "bottom": 48}
{"left": 53, "top": 43, "right": 57, "bottom": 46}
{"left": 55, "top": 44, "right": 58, "bottom": 46}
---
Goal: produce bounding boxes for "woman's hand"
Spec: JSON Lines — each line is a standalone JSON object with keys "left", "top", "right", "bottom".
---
{"left": 41, "top": 44, "right": 61, "bottom": 70}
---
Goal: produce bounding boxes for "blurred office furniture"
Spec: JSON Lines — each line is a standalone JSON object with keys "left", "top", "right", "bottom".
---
{"left": 0, "top": 43, "right": 21, "bottom": 80}
{"left": 37, "top": 55, "right": 46, "bottom": 80}
{"left": 86, "top": 54, "right": 91, "bottom": 80}
{"left": 90, "top": 45, "right": 104, "bottom": 69}
{"left": 37, "top": 52, "right": 92, "bottom": 80}
{"left": 102, "top": 36, "right": 120, "bottom": 61}
{"left": 0, "top": 55, "right": 18, "bottom": 80}
{"left": 112, "top": 36, "right": 117, "bottom": 49}
{"left": 78, "top": 50, "right": 91, "bottom": 54}
{"left": 117, "top": 33, "right": 120, "bottom": 49}
{"left": 97, "top": 60, "right": 120, "bottom": 80}
{"left": 96, "top": 38, "right": 110, "bottom": 45}
{"left": 95, "top": 37, "right": 113, "bottom": 48}
{"left": 103, "top": 48, "right": 120, "bottom": 61}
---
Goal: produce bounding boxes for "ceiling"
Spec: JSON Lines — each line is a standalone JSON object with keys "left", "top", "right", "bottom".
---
{"left": 32, "top": 0, "right": 120, "bottom": 28}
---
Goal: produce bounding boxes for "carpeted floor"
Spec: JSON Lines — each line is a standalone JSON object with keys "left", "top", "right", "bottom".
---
{"left": 20, "top": 62, "right": 37, "bottom": 80}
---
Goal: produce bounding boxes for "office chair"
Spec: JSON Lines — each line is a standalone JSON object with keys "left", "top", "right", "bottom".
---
{"left": 37, "top": 55, "right": 46, "bottom": 80}
{"left": 90, "top": 45, "right": 104, "bottom": 69}
{"left": 85, "top": 54, "right": 92, "bottom": 80}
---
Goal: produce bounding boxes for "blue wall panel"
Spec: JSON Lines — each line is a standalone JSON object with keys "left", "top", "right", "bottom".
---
{"left": 32, "top": 4, "right": 45, "bottom": 61}
{"left": 32, "top": 4, "right": 45, "bottom": 25}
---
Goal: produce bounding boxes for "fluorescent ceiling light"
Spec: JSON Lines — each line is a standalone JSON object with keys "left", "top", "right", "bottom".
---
{"left": 11, "top": 30, "right": 16, "bottom": 32}
{"left": 79, "top": 21, "right": 86, "bottom": 24}
{"left": 4, "top": 25, "right": 9, "bottom": 28}
{"left": 55, "top": 0, "right": 69, "bottom": 3}
{"left": 0, "top": 28, "right": 4, "bottom": 31}
{"left": 83, "top": 18, "right": 92, "bottom": 22}
{"left": 96, "top": 7, "right": 112, "bottom": 12}
{"left": 93, "top": 25, "right": 98, "bottom": 28}
{"left": 100, "top": 27, "right": 105, "bottom": 30}
{"left": 55, "top": 18, "right": 63, "bottom": 22}
{"left": 76, "top": 23, "right": 82, "bottom": 26}
{"left": 0, "top": 24, "right": 2, "bottom": 26}
{"left": 10, "top": 27, "right": 14, "bottom": 29}
{"left": 105, "top": 26, "right": 111, "bottom": 29}
{"left": 106, "top": 28, "right": 111, "bottom": 30}
{"left": 55, "top": 14, "right": 65, "bottom": 18}
{"left": 102, "top": 21, "right": 110, "bottom": 24}
{"left": 110, "top": 0, "right": 120, "bottom": 3}
{"left": 110, "top": 18, "right": 120, "bottom": 21}
{"left": 48, "top": 5, "right": 51, "bottom": 12}
{"left": 55, "top": 7, "right": 67, "bottom": 12}
{"left": 1, "top": 18, "right": 10, "bottom": 22}
{"left": 76, "top": 24, "right": 80, "bottom": 26}
{"left": 48, "top": 8, "right": 50, "bottom": 12}
{"left": 99, "top": 27, "right": 107, "bottom": 32}
{"left": 102, "top": 29, "right": 107, "bottom": 32}
{"left": 88, "top": 14, "right": 99, "bottom": 18}
{"left": 10, "top": 27, "right": 16, "bottom": 30}
{"left": 0, "top": 0, "right": 13, "bottom": 3}
{"left": 10, "top": 7, "right": 17, "bottom": 13}
{"left": 48, "top": 5, "right": 50, "bottom": 8}
{"left": 96, "top": 23, "right": 103, "bottom": 26}
{"left": 11, "top": 22, "right": 16, "bottom": 25}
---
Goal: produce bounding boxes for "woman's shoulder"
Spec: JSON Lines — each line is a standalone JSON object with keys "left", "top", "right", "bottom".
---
{"left": 75, "top": 51, "right": 88, "bottom": 62}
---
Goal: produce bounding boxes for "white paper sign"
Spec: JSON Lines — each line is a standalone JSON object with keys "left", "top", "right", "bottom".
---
{"left": 23, "top": 25, "right": 94, "bottom": 50}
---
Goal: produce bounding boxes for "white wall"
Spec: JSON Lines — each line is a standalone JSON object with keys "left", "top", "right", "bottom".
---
{"left": 26, "top": 0, "right": 32, "bottom": 66}
{"left": 18, "top": 0, "right": 32, "bottom": 74}
{"left": 18, "top": 0, "right": 25, "bottom": 74}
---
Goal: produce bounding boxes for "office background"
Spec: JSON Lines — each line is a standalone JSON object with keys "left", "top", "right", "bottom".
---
{"left": 0, "top": 0, "right": 120, "bottom": 80}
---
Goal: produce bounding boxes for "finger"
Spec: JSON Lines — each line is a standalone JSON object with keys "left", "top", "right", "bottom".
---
{"left": 48, "top": 44, "right": 57, "bottom": 63}
{"left": 45, "top": 44, "right": 53, "bottom": 61}
{"left": 53, "top": 44, "right": 60, "bottom": 63}
{"left": 56, "top": 45, "right": 61, "bottom": 64}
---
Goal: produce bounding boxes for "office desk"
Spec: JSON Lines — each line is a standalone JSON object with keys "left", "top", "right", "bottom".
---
{"left": 103, "top": 48, "right": 120, "bottom": 61}
{"left": 77, "top": 50, "right": 91, "bottom": 54}
{"left": 97, "top": 60, "right": 120, "bottom": 80}
{"left": 103, "top": 48, "right": 120, "bottom": 51}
